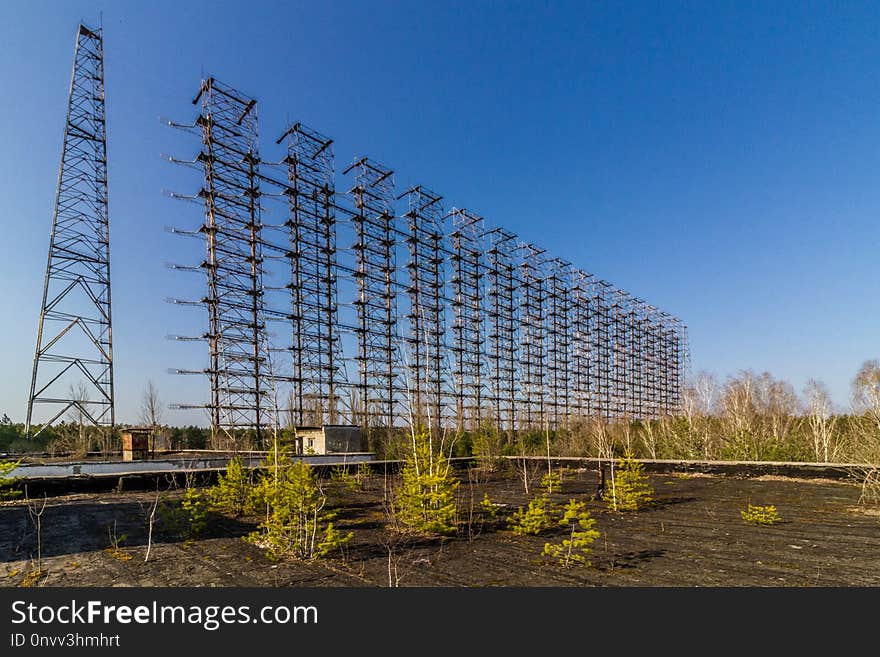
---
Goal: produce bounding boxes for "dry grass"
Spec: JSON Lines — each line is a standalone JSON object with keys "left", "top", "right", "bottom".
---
{"left": 752, "top": 475, "right": 856, "bottom": 487}
{"left": 846, "top": 506, "right": 880, "bottom": 517}
{"left": 18, "top": 568, "right": 47, "bottom": 587}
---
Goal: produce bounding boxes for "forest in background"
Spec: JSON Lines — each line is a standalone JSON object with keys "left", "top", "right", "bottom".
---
{"left": 3, "top": 360, "right": 879, "bottom": 498}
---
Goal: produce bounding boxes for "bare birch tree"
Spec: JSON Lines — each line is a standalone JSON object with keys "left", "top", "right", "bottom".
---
{"left": 851, "top": 360, "right": 880, "bottom": 503}
{"left": 853, "top": 360, "right": 880, "bottom": 433}
{"left": 685, "top": 371, "right": 719, "bottom": 458}
{"left": 804, "top": 379, "right": 838, "bottom": 463}
{"left": 140, "top": 380, "right": 164, "bottom": 428}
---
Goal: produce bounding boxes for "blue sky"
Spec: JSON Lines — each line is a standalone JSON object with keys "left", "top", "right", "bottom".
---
{"left": 1, "top": 1, "right": 878, "bottom": 423}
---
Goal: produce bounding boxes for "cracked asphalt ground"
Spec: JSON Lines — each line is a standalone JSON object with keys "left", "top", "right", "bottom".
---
{"left": 1, "top": 469, "right": 878, "bottom": 587}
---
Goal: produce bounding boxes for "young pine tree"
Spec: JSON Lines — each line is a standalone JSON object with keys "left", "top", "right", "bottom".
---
{"left": 0, "top": 460, "right": 21, "bottom": 500}
{"left": 604, "top": 451, "right": 653, "bottom": 512}
{"left": 180, "top": 487, "right": 210, "bottom": 537}
{"left": 210, "top": 456, "right": 254, "bottom": 517}
{"left": 540, "top": 470, "right": 562, "bottom": 494}
{"left": 394, "top": 429, "right": 460, "bottom": 536}
{"left": 480, "top": 493, "right": 499, "bottom": 521}
{"left": 249, "top": 450, "right": 352, "bottom": 560}
{"left": 543, "top": 499, "right": 600, "bottom": 567}
{"left": 508, "top": 494, "right": 556, "bottom": 535}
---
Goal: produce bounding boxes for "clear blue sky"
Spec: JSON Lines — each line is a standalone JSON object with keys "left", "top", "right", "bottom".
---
{"left": 1, "top": 0, "right": 878, "bottom": 423}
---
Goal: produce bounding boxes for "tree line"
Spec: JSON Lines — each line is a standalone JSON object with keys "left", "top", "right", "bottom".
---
{"left": 3, "top": 360, "right": 879, "bottom": 476}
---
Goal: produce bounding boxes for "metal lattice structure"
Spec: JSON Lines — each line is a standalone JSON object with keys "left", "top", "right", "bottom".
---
{"left": 485, "top": 228, "right": 518, "bottom": 439}
{"left": 277, "top": 122, "right": 345, "bottom": 426}
{"left": 167, "top": 81, "right": 688, "bottom": 442}
{"left": 611, "top": 288, "right": 632, "bottom": 418}
{"left": 592, "top": 280, "right": 615, "bottom": 420}
{"left": 345, "top": 158, "right": 399, "bottom": 431}
{"left": 449, "top": 209, "right": 485, "bottom": 433}
{"left": 517, "top": 243, "right": 547, "bottom": 430}
{"left": 169, "top": 78, "right": 276, "bottom": 448}
{"left": 26, "top": 25, "right": 114, "bottom": 436}
{"left": 402, "top": 186, "right": 446, "bottom": 431}
{"left": 546, "top": 259, "right": 572, "bottom": 430}
{"left": 569, "top": 270, "right": 597, "bottom": 419}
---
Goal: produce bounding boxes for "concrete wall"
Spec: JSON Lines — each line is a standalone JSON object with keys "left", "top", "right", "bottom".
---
{"left": 296, "top": 425, "right": 365, "bottom": 454}
{"left": 324, "top": 426, "right": 365, "bottom": 453}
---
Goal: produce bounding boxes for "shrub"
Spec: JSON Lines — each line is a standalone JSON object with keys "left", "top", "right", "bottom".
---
{"left": 181, "top": 487, "right": 210, "bottom": 536}
{"left": 356, "top": 462, "right": 371, "bottom": 486}
{"left": 156, "top": 501, "right": 185, "bottom": 537}
{"left": 472, "top": 429, "right": 504, "bottom": 471}
{"left": 393, "top": 430, "right": 459, "bottom": 536}
{"left": 741, "top": 504, "right": 782, "bottom": 525}
{"left": 543, "top": 499, "right": 601, "bottom": 567}
{"left": 105, "top": 522, "right": 132, "bottom": 561}
{"left": 0, "top": 459, "right": 21, "bottom": 501}
{"left": 463, "top": 492, "right": 502, "bottom": 539}
{"left": 248, "top": 451, "right": 352, "bottom": 560}
{"left": 316, "top": 521, "right": 353, "bottom": 558}
{"left": 209, "top": 456, "right": 254, "bottom": 517}
{"left": 158, "top": 486, "right": 209, "bottom": 538}
{"left": 330, "top": 464, "right": 361, "bottom": 493}
{"left": 508, "top": 495, "right": 556, "bottom": 535}
{"left": 479, "top": 493, "right": 499, "bottom": 521}
{"left": 605, "top": 451, "right": 653, "bottom": 511}
{"left": 540, "top": 470, "right": 562, "bottom": 494}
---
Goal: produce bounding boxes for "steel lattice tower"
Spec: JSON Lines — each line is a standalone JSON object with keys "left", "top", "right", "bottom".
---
{"left": 593, "top": 280, "right": 614, "bottom": 420}
{"left": 278, "top": 122, "right": 345, "bottom": 426}
{"left": 610, "top": 288, "right": 630, "bottom": 418}
{"left": 570, "top": 270, "right": 596, "bottom": 421}
{"left": 546, "top": 258, "right": 572, "bottom": 431}
{"left": 518, "top": 243, "right": 546, "bottom": 430}
{"left": 26, "top": 25, "right": 114, "bottom": 437}
{"left": 644, "top": 305, "right": 662, "bottom": 418}
{"left": 631, "top": 298, "right": 648, "bottom": 419}
{"left": 402, "top": 186, "right": 446, "bottom": 431}
{"left": 346, "top": 157, "right": 398, "bottom": 431}
{"left": 485, "top": 228, "right": 518, "bottom": 439}
{"left": 164, "top": 80, "right": 690, "bottom": 438}
{"left": 170, "top": 78, "right": 276, "bottom": 448}
{"left": 449, "top": 209, "right": 484, "bottom": 433}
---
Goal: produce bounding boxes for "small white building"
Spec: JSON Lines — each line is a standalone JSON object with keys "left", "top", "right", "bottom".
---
{"left": 294, "top": 425, "right": 365, "bottom": 455}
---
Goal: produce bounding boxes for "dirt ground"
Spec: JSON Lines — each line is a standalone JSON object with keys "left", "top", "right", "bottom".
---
{"left": 1, "top": 467, "right": 878, "bottom": 587}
